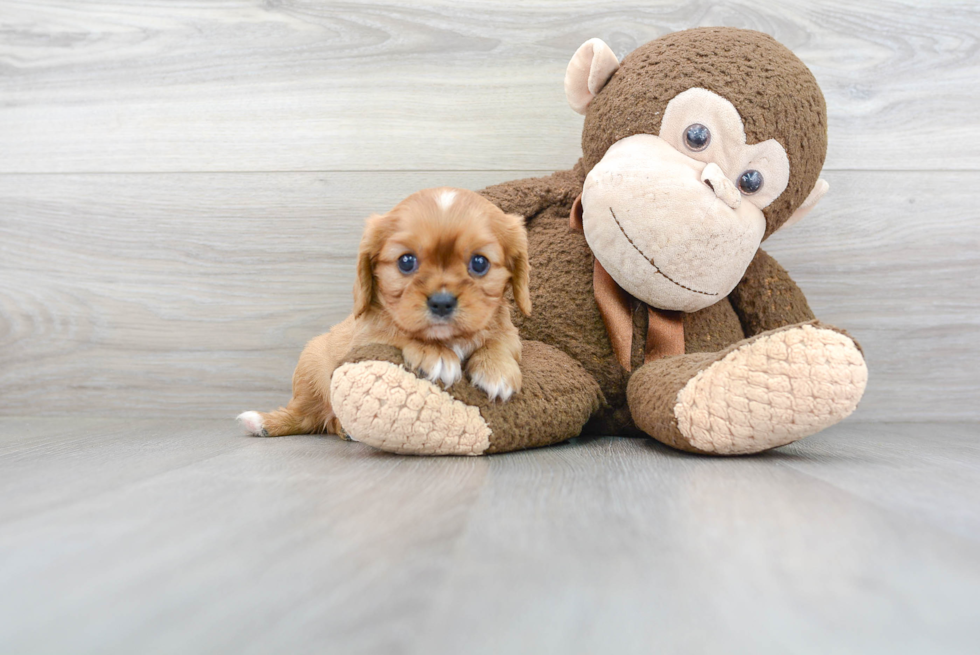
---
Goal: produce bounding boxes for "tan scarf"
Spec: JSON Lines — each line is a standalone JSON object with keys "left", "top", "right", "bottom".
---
{"left": 570, "top": 193, "right": 685, "bottom": 372}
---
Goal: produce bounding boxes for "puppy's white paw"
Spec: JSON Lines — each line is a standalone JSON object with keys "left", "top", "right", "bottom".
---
{"left": 469, "top": 369, "right": 516, "bottom": 402}
{"left": 403, "top": 343, "right": 462, "bottom": 388}
{"left": 237, "top": 411, "right": 269, "bottom": 437}
{"left": 467, "top": 348, "right": 522, "bottom": 403}
{"left": 423, "top": 355, "right": 462, "bottom": 388}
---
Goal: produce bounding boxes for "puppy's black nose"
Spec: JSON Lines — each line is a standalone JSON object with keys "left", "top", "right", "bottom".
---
{"left": 427, "top": 291, "right": 457, "bottom": 318}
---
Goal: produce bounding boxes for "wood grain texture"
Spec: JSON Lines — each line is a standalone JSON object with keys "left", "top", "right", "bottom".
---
{"left": 2, "top": 170, "right": 977, "bottom": 420}
{"left": 3, "top": 6, "right": 978, "bottom": 652}
{"left": 1, "top": 0, "right": 978, "bottom": 173}
{"left": 0, "top": 419, "right": 978, "bottom": 654}
{"left": 2, "top": 1, "right": 979, "bottom": 420}
{"left": 0, "top": 170, "right": 542, "bottom": 417}
{"left": 764, "top": 170, "right": 980, "bottom": 421}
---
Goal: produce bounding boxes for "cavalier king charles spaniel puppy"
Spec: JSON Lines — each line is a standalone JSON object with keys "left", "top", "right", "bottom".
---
{"left": 238, "top": 187, "right": 530, "bottom": 437}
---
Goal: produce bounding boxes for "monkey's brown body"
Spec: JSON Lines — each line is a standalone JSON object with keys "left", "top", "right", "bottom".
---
{"left": 329, "top": 28, "right": 868, "bottom": 456}
{"left": 482, "top": 163, "right": 816, "bottom": 434}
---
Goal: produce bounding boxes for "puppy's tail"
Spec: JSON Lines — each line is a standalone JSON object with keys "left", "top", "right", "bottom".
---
{"left": 237, "top": 407, "right": 337, "bottom": 437}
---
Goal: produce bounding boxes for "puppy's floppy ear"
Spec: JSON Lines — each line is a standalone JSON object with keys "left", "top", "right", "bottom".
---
{"left": 499, "top": 211, "right": 532, "bottom": 316}
{"left": 353, "top": 212, "right": 393, "bottom": 317}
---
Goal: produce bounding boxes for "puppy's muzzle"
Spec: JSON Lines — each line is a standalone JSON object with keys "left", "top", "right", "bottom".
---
{"left": 427, "top": 291, "right": 458, "bottom": 318}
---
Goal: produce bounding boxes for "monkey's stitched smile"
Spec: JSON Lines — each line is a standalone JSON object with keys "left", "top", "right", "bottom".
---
{"left": 608, "top": 207, "right": 719, "bottom": 297}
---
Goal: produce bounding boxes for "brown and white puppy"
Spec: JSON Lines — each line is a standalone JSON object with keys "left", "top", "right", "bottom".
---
{"left": 238, "top": 187, "right": 531, "bottom": 438}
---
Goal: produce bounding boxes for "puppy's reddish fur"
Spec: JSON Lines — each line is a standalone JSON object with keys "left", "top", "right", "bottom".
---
{"left": 239, "top": 187, "right": 530, "bottom": 437}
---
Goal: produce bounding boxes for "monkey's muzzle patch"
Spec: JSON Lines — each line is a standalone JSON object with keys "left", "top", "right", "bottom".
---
{"left": 582, "top": 134, "right": 766, "bottom": 312}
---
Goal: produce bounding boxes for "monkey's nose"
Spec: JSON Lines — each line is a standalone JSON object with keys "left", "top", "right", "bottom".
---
{"left": 427, "top": 291, "right": 458, "bottom": 318}
{"left": 701, "top": 162, "right": 741, "bottom": 209}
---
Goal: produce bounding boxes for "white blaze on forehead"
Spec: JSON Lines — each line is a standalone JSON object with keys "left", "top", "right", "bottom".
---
{"left": 437, "top": 189, "right": 457, "bottom": 210}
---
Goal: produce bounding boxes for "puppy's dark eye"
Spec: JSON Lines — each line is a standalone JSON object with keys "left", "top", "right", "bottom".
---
{"left": 684, "top": 123, "right": 711, "bottom": 152}
{"left": 468, "top": 254, "right": 489, "bottom": 276}
{"left": 737, "top": 170, "right": 764, "bottom": 195}
{"left": 397, "top": 254, "right": 418, "bottom": 274}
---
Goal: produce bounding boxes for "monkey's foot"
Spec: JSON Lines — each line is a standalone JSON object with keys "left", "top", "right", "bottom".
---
{"left": 673, "top": 324, "right": 868, "bottom": 454}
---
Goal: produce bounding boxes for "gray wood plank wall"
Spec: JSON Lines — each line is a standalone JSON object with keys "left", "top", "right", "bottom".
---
{"left": 2, "top": 1, "right": 978, "bottom": 421}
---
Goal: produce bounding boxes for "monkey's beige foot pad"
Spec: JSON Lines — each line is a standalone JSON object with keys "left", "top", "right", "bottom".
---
{"left": 674, "top": 324, "right": 868, "bottom": 455}
{"left": 330, "top": 360, "right": 491, "bottom": 456}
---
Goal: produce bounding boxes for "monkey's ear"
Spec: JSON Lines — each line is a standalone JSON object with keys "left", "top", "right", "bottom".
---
{"left": 779, "top": 179, "right": 829, "bottom": 231}
{"left": 564, "top": 38, "right": 620, "bottom": 115}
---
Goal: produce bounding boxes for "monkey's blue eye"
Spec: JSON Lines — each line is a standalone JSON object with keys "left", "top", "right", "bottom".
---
{"left": 737, "top": 170, "right": 764, "bottom": 195}
{"left": 468, "top": 254, "right": 489, "bottom": 276}
{"left": 397, "top": 254, "right": 418, "bottom": 274}
{"left": 684, "top": 124, "right": 711, "bottom": 151}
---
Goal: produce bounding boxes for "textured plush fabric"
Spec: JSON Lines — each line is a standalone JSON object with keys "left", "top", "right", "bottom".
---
{"left": 781, "top": 179, "right": 830, "bottom": 230}
{"left": 592, "top": 258, "right": 639, "bottom": 370}
{"left": 579, "top": 128, "right": 776, "bottom": 312}
{"left": 483, "top": 170, "right": 634, "bottom": 434}
{"left": 674, "top": 324, "right": 868, "bottom": 454}
{"left": 626, "top": 348, "right": 722, "bottom": 454}
{"left": 582, "top": 27, "right": 827, "bottom": 238}
{"left": 331, "top": 357, "right": 492, "bottom": 456}
{"left": 565, "top": 38, "right": 621, "bottom": 114}
{"left": 578, "top": 226, "right": 687, "bottom": 371}
{"left": 729, "top": 249, "right": 816, "bottom": 336}
{"left": 657, "top": 88, "right": 792, "bottom": 211}
{"left": 446, "top": 341, "right": 603, "bottom": 454}
{"left": 628, "top": 322, "right": 867, "bottom": 454}
{"left": 479, "top": 166, "right": 585, "bottom": 222}
{"left": 480, "top": 165, "right": 848, "bottom": 444}
{"left": 329, "top": 28, "right": 866, "bottom": 456}
{"left": 682, "top": 298, "right": 746, "bottom": 354}
{"left": 334, "top": 342, "right": 602, "bottom": 454}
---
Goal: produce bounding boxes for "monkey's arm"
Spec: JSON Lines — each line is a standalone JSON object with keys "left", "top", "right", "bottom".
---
{"left": 478, "top": 161, "right": 586, "bottom": 221}
{"left": 728, "top": 248, "right": 816, "bottom": 337}
{"left": 330, "top": 341, "right": 602, "bottom": 455}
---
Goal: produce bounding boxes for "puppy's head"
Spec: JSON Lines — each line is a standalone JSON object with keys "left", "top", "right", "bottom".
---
{"left": 353, "top": 187, "right": 530, "bottom": 341}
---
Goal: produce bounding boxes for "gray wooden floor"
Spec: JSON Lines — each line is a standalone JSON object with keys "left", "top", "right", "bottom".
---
{"left": 3, "top": 2, "right": 980, "bottom": 652}
{"left": 1, "top": 419, "right": 978, "bottom": 654}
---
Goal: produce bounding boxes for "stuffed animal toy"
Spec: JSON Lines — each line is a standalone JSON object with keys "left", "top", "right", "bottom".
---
{"left": 328, "top": 27, "right": 868, "bottom": 456}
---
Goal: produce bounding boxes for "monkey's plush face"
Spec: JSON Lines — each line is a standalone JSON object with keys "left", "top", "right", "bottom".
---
{"left": 581, "top": 89, "right": 791, "bottom": 312}
{"left": 565, "top": 29, "right": 829, "bottom": 313}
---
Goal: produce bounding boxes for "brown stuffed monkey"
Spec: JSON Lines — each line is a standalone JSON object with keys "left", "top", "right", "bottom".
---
{"left": 329, "top": 27, "right": 868, "bottom": 456}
